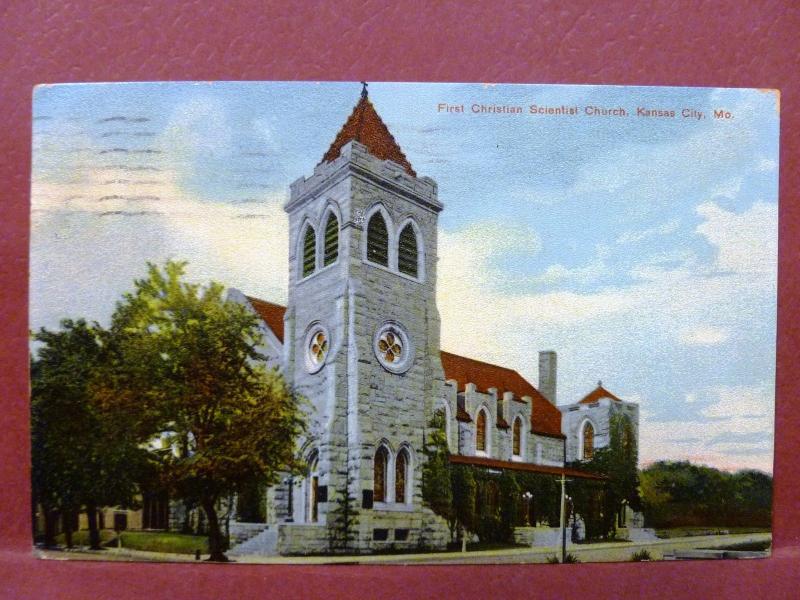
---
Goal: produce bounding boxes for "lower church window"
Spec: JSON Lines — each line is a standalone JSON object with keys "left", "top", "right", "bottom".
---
{"left": 395, "top": 449, "right": 408, "bottom": 503}
{"left": 374, "top": 446, "right": 389, "bottom": 503}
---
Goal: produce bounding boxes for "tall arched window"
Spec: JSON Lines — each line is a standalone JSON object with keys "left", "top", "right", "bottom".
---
{"left": 398, "top": 223, "right": 419, "bottom": 277}
{"left": 374, "top": 446, "right": 389, "bottom": 503}
{"left": 366, "top": 212, "right": 389, "bottom": 266}
{"left": 307, "top": 450, "right": 319, "bottom": 523}
{"left": 476, "top": 409, "right": 487, "bottom": 453}
{"left": 323, "top": 212, "right": 339, "bottom": 266}
{"left": 582, "top": 422, "right": 595, "bottom": 460}
{"left": 302, "top": 225, "right": 316, "bottom": 277}
{"left": 395, "top": 449, "right": 409, "bottom": 504}
{"left": 512, "top": 417, "right": 522, "bottom": 457}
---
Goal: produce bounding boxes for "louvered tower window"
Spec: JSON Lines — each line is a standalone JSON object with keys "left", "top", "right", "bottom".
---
{"left": 323, "top": 213, "right": 339, "bottom": 266}
{"left": 513, "top": 417, "right": 522, "bottom": 457}
{"left": 398, "top": 223, "right": 418, "bottom": 277}
{"left": 302, "top": 225, "right": 316, "bottom": 277}
{"left": 366, "top": 212, "right": 389, "bottom": 266}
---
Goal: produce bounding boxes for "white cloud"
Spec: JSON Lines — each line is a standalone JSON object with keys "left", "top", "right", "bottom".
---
{"left": 709, "top": 177, "right": 743, "bottom": 200}
{"left": 616, "top": 218, "right": 680, "bottom": 244}
{"left": 695, "top": 200, "right": 778, "bottom": 275}
{"left": 639, "top": 382, "right": 774, "bottom": 472}
{"left": 31, "top": 168, "right": 290, "bottom": 331}
{"left": 701, "top": 383, "right": 774, "bottom": 420}
{"left": 532, "top": 244, "right": 611, "bottom": 286}
{"left": 679, "top": 326, "right": 729, "bottom": 346}
{"left": 756, "top": 158, "right": 777, "bottom": 172}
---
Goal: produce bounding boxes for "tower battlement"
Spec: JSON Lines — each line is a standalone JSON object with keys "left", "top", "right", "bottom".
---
{"left": 287, "top": 140, "right": 440, "bottom": 213}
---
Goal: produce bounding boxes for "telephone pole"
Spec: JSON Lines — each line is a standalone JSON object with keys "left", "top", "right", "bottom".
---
{"left": 558, "top": 473, "right": 568, "bottom": 563}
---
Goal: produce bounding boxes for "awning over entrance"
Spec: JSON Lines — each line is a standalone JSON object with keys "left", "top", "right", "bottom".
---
{"left": 448, "top": 455, "right": 607, "bottom": 481}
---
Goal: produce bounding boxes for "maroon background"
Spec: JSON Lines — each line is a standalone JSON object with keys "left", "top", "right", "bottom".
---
{"left": 2, "top": 1, "right": 799, "bottom": 597}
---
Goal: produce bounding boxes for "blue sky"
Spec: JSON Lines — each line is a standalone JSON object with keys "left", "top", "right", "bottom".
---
{"left": 31, "top": 82, "right": 779, "bottom": 472}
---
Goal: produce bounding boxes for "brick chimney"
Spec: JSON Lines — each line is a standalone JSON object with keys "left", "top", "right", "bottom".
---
{"left": 538, "top": 350, "right": 557, "bottom": 404}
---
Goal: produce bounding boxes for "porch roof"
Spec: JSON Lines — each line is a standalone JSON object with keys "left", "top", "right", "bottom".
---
{"left": 448, "top": 454, "right": 607, "bottom": 481}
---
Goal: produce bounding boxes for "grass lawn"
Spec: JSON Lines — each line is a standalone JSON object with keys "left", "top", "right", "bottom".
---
{"left": 110, "top": 531, "right": 209, "bottom": 554}
{"left": 55, "top": 529, "right": 117, "bottom": 547}
{"left": 56, "top": 529, "right": 208, "bottom": 554}
{"left": 655, "top": 526, "right": 771, "bottom": 539}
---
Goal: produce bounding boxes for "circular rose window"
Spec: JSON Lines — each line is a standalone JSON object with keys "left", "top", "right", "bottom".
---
{"left": 304, "top": 324, "right": 330, "bottom": 373}
{"left": 373, "top": 322, "right": 413, "bottom": 373}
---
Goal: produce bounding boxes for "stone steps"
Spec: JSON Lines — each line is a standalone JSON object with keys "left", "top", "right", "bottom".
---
{"left": 228, "top": 527, "right": 278, "bottom": 557}
{"left": 229, "top": 522, "right": 270, "bottom": 546}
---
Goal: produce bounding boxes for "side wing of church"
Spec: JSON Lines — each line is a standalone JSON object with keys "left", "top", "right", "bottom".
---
{"left": 226, "top": 88, "right": 640, "bottom": 555}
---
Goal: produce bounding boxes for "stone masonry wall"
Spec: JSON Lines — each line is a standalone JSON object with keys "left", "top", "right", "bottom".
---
{"left": 278, "top": 140, "right": 449, "bottom": 551}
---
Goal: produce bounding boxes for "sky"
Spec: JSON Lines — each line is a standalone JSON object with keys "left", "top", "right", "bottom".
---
{"left": 30, "top": 82, "right": 779, "bottom": 473}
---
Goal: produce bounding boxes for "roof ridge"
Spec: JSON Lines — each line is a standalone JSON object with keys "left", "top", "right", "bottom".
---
{"left": 439, "top": 349, "right": 521, "bottom": 375}
{"left": 245, "top": 295, "right": 284, "bottom": 306}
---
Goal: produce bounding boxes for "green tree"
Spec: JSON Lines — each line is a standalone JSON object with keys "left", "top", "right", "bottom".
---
{"left": 327, "top": 471, "right": 360, "bottom": 553}
{"left": 639, "top": 461, "right": 772, "bottom": 528}
{"left": 570, "top": 413, "right": 641, "bottom": 539}
{"left": 97, "top": 261, "right": 306, "bottom": 561}
{"left": 451, "top": 464, "right": 476, "bottom": 551}
{"left": 31, "top": 319, "right": 147, "bottom": 549}
{"left": 497, "top": 470, "right": 520, "bottom": 541}
{"left": 421, "top": 412, "right": 453, "bottom": 525}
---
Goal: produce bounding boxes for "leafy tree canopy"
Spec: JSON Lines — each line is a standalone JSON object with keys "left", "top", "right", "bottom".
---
{"left": 96, "top": 261, "right": 306, "bottom": 560}
{"left": 31, "top": 319, "right": 149, "bottom": 548}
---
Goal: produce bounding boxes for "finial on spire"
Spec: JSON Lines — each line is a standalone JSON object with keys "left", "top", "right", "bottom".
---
{"left": 598, "top": 380, "right": 603, "bottom": 387}
{"left": 360, "top": 81, "right": 368, "bottom": 99}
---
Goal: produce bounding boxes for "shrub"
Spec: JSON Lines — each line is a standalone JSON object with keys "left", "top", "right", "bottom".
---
{"left": 631, "top": 549, "right": 652, "bottom": 561}
{"left": 546, "top": 553, "right": 580, "bottom": 564}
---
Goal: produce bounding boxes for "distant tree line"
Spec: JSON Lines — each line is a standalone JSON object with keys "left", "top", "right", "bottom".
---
{"left": 639, "top": 461, "right": 772, "bottom": 529}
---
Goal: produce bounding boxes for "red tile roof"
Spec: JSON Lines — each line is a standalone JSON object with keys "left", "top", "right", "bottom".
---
{"left": 440, "top": 351, "right": 563, "bottom": 438}
{"left": 578, "top": 383, "right": 622, "bottom": 404}
{"left": 449, "top": 455, "right": 606, "bottom": 481}
{"left": 321, "top": 90, "right": 416, "bottom": 177}
{"left": 243, "top": 297, "right": 563, "bottom": 438}
{"left": 245, "top": 296, "right": 286, "bottom": 343}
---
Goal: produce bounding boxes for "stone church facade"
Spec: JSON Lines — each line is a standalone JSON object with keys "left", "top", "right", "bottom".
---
{"left": 225, "top": 88, "right": 640, "bottom": 556}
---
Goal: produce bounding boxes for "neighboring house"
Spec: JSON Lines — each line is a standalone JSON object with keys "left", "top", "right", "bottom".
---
{"left": 220, "top": 87, "right": 640, "bottom": 555}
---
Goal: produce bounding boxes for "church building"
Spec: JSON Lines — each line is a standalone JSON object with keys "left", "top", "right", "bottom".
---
{"left": 225, "top": 86, "right": 640, "bottom": 556}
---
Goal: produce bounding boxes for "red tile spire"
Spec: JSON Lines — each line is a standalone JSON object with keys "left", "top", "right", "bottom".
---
{"left": 321, "top": 83, "right": 416, "bottom": 176}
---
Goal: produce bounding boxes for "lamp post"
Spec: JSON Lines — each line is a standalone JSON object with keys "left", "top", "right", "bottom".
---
{"left": 558, "top": 473, "right": 572, "bottom": 563}
{"left": 522, "top": 491, "right": 533, "bottom": 526}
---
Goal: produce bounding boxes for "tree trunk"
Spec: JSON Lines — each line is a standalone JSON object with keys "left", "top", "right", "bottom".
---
{"left": 201, "top": 498, "right": 228, "bottom": 562}
{"left": 86, "top": 503, "right": 101, "bottom": 550}
{"left": 62, "top": 511, "right": 73, "bottom": 548}
{"left": 43, "top": 507, "right": 57, "bottom": 548}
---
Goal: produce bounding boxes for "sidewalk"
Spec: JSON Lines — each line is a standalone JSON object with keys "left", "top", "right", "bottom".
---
{"left": 37, "top": 532, "right": 771, "bottom": 565}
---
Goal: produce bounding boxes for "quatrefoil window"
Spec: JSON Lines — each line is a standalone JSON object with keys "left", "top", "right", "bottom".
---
{"left": 310, "top": 331, "right": 328, "bottom": 364}
{"left": 377, "top": 330, "right": 403, "bottom": 364}
{"left": 304, "top": 324, "right": 330, "bottom": 373}
{"left": 373, "top": 322, "right": 413, "bottom": 373}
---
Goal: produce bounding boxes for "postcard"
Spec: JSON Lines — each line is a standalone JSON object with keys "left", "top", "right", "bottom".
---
{"left": 29, "top": 81, "right": 778, "bottom": 564}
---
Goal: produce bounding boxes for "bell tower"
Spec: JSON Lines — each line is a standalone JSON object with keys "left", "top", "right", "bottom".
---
{"left": 279, "top": 84, "right": 448, "bottom": 551}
